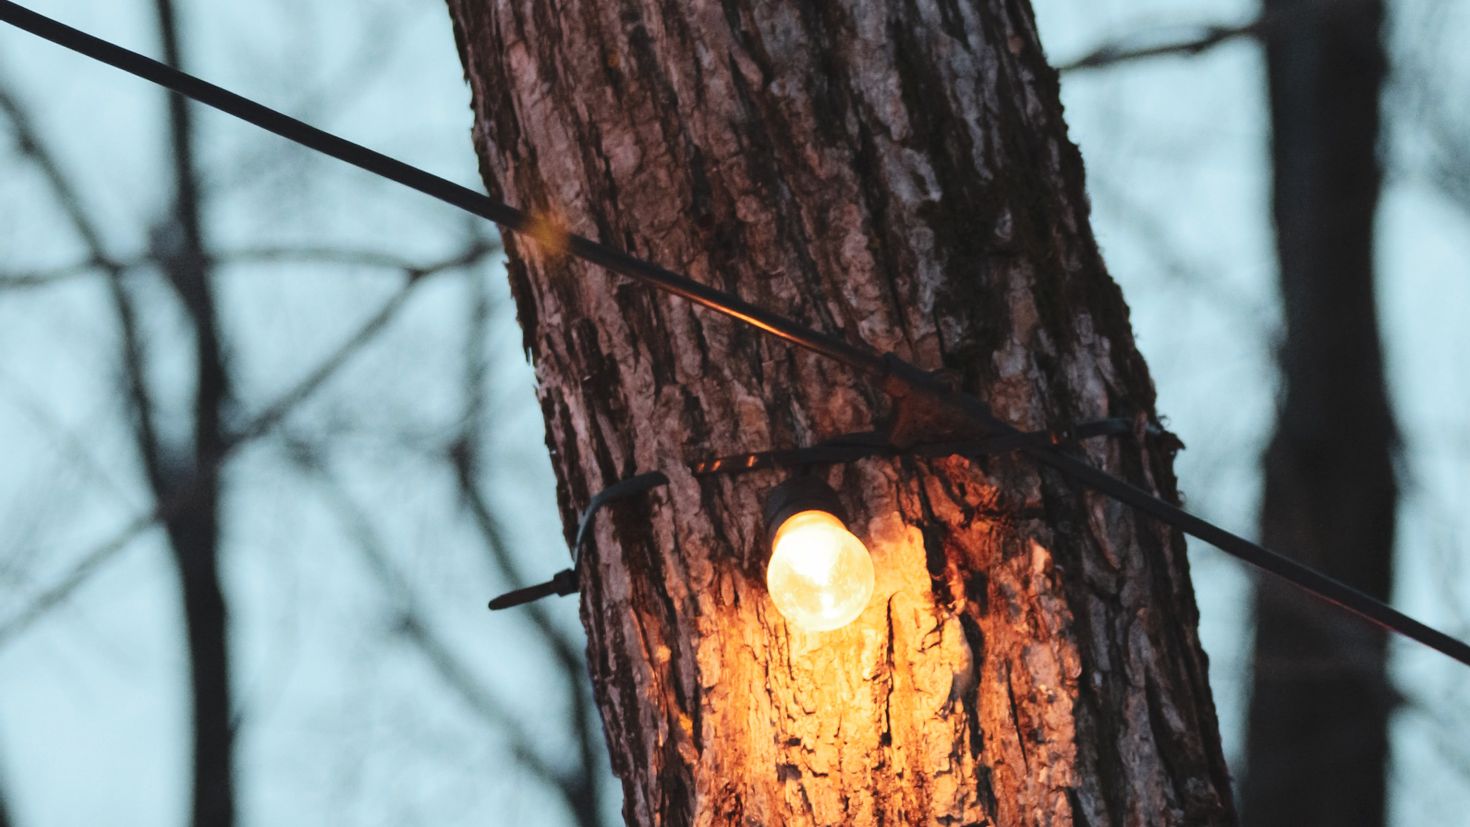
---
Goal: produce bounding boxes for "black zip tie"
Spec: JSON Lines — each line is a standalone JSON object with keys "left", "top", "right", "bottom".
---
{"left": 8, "top": 2, "right": 1468, "bottom": 667}
{"left": 487, "top": 569, "right": 579, "bottom": 611}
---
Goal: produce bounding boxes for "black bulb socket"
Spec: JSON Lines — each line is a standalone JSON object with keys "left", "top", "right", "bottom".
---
{"left": 762, "top": 476, "right": 848, "bottom": 548}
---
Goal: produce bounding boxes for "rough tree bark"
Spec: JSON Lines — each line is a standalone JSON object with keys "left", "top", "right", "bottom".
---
{"left": 447, "top": 1, "right": 1233, "bottom": 823}
{"left": 1244, "top": 1, "right": 1395, "bottom": 824}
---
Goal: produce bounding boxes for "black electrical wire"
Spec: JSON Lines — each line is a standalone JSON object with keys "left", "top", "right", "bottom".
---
{"left": 497, "top": 422, "right": 1129, "bottom": 607}
{"left": 0, "top": 2, "right": 880, "bottom": 377}
{"left": 5, "top": 1, "right": 1468, "bottom": 668}
{"left": 571, "top": 471, "right": 670, "bottom": 565}
{"left": 489, "top": 471, "right": 670, "bottom": 611}
{"left": 688, "top": 418, "right": 1134, "bottom": 476}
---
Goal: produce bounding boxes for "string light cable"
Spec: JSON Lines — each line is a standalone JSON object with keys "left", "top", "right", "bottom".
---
{"left": 487, "top": 419, "right": 1132, "bottom": 616}
{"left": 4, "top": 1, "right": 1467, "bottom": 664}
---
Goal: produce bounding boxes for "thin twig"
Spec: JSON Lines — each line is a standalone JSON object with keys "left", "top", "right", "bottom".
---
{"left": 0, "top": 245, "right": 480, "bottom": 290}
{"left": 1056, "top": 0, "right": 1356, "bottom": 74}
{"left": 295, "top": 454, "right": 586, "bottom": 816}
{"left": 0, "top": 75, "right": 166, "bottom": 496}
{"left": 457, "top": 269, "right": 604, "bottom": 825}
{"left": 204, "top": 3, "right": 415, "bottom": 196}
{"left": 1057, "top": 18, "right": 1268, "bottom": 73}
{"left": 230, "top": 239, "right": 498, "bottom": 445}
{"left": 0, "top": 81, "right": 114, "bottom": 255}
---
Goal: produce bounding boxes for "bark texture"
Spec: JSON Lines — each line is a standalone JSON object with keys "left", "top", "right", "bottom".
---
{"left": 1244, "top": 1, "right": 1395, "bottom": 824}
{"left": 447, "top": 1, "right": 1233, "bottom": 823}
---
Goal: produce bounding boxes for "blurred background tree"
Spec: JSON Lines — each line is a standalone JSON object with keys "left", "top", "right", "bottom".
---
{"left": 0, "top": 0, "right": 611, "bottom": 824}
{"left": 1, "top": 0, "right": 1468, "bottom": 824}
{"left": 1244, "top": 0, "right": 1395, "bottom": 824}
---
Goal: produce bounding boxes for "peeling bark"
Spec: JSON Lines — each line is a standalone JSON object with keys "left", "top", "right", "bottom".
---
{"left": 446, "top": 1, "right": 1233, "bottom": 823}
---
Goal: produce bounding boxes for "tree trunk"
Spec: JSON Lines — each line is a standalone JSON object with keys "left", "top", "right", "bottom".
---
{"left": 447, "top": 1, "right": 1233, "bottom": 823}
{"left": 1244, "top": 2, "right": 1395, "bottom": 824}
{"left": 154, "top": 2, "right": 235, "bottom": 824}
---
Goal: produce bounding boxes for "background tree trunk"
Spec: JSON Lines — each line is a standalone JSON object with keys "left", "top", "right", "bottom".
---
{"left": 153, "top": 2, "right": 234, "bottom": 824}
{"left": 1244, "top": 1, "right": 1396, "bottom": 824}
{"left": 447, "top": 1, "right": 1233, "bottom": 823}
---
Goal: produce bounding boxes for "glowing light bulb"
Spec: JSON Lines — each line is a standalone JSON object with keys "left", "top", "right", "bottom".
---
{"left": 766, "top": 510, "right": 875, "bottom": 631}
{"left": 761, "top": 477, "right": 875, "bottom": 632}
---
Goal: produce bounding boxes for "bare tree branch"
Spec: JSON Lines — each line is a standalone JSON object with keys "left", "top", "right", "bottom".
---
{"left": 0, "top": 82, "right": 116, "bottom": 257}
{"left": 0, "top": 241, "right": 496, "bottom": 648}
{"left": 230, "top": 238, "right": 498, "bottom": 446}
{"left": 1400, "top": 45, "right": 1470, "bottom": 223}
{"left": 0, "top": 508, "right": 160, "bottom": 649}
{"left": 1056, "top": 0, "right": 1361, "bottom": 74}
{"left": 293, "top": 450, "right": 595, "bottom": 826}
{"left": 455, "top": 267, "right": 604, "bottom": 825}
{"left": 205, "top": 1, "right": 415, "bottom": 196}
{"left": 148, "top": 1, "right": 240, "bottom": 818}
{"left": 218, "top": 245, "right": 475, "bottom": 274}
{"left": 0, "top": 363, "right": 138, "bottom": 506}
{"left": 0, "top": 75, "right": 167, "bottom": 525}
{"left": 1057, "top": 18, "right": 1268, "bottom": 73}
{"left": 1085, "top": 172, "right": 1269, "bottom": 331}
{"left": 0, "top": 257, "right": 106, "bottom": 290}
{"left": 451, "top": 447, "right": 607, "bottom": 825}
{"left": 0, "top": 245, "right": 487, "bottom": 291}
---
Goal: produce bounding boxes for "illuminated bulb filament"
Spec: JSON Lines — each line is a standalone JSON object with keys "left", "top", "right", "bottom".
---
{"left": 765, "top": 510, "right": 875, "bottom": 632}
